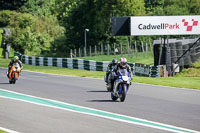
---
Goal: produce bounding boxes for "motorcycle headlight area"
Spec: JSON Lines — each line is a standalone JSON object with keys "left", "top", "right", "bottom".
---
{"left": 121, "top": 76, "right": 128, "bottom": 81}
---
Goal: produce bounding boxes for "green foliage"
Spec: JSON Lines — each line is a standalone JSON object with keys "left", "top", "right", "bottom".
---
{"left": 51, "top": 35, "right": 68, "bottom": 57}
{"left": 0, "top": 0, "right": 65, "bottom": 56}
{"left": 145, "top": 0, "right": 165, "bottom": 15}
{"left": 0, "top": 10, "right": 64, "bottom": 56}
{"left": 33, "top": 15, "right": 65, "bottom": 56}
{"left": 18, "top": 13, "right": 34, "bottom": 28}
{"left": 0, "top": 0, "right": 27, "bottom": 10}
{"left": 9, "top": 26, "right": 53, "bottom": 56}
{"left": 0, "top": 48, "right": 3, "bottom": 57}
{"left": 60, "top": 0, "right": 146, "bottom": 56}
{"left": 20, "top": 0, "right": 56, "bottom": 16}
{"left": 12, "top": 27, "right": 42, "bottom": 55}
{"left": 0, "top": 10, "right": 14, "bottom": 27}
{"left": 164, "top": 0, "right": 190, "bottom": 15}
{"left": 0, "top": 28, "right": 3, "bottom": 44}
{"left": 34, "top": 15, "right": 64, "bottom": 38}
{"left": 9, "top": 47, "right": 15, "bottom": 57}
{"left": 188, "top": 0, "right": 200, "bottom": 14}
{"left": 10, "top": 12, "right": 34, "bottom": 28}
{"left": 146, "top": 0, "right": 200, "bottom": 16}
{"left": 1, "top": 0, "right": 200, "bottom": 58}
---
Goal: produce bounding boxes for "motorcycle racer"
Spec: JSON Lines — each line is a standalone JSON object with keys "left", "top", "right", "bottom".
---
{"left": 105, "top": 59, "right": 118, "bottom": 83}
{"left": 112, "top": 57, "right": 132, "bottom": 83}
{"left": 7, "top": 56, "right": 23, "bottom": 78}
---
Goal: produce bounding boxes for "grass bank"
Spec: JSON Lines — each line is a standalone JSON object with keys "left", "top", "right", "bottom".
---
{"left": 0, "top": 57, "right": 199, "bottom": 89}
{"left": 77, "top": 52, "right": 154, "bottom": 65}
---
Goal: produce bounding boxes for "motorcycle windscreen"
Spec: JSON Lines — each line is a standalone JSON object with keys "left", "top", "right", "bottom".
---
{"left": 118, "top": 69, "right": 128, "bottom": 76}
{"left": 13, "top": 62, "right": 20, "bottom": 69}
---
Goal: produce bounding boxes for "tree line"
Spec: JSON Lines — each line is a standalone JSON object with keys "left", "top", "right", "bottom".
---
{"left": 0, "top": 0, "right": 200, "bottom": 57}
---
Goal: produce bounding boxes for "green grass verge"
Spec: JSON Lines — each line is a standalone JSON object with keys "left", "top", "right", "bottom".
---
{"left": 134, "top": 76, "right": 200, "bottom": 89}
{"left": 176, "top": 58, "right": 200, "bottom": 77}
{"left": 23, "top": 64, "right": 105, "bottom": 78}
{"left": 0, "top": 130, "right": 8, "bottom": 133}
{"left": 0, "top": 57, "right": 199, "bottom": 89}
{"left": 77, "top": 52, "right": 154, "bottom": 65}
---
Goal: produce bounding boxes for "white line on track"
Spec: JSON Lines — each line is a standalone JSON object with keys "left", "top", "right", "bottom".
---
{"left": 0, "top": 88, "right": 199, "bottom": 133}
{"left": 0, "top": 127, "right": 19, "bottom": 133}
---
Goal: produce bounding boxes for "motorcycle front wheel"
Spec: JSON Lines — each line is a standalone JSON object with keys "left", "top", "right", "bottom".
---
{"left": 120, "top": 84, "right": 127, "bottom": 102}
{"left": 111, "top": 93, "right": 118, "bottom": 101}
{"left": 12, "top": 73, "right": 17, "bottom": 84}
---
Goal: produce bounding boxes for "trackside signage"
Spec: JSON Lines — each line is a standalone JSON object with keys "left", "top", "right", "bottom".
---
{"left": 131, "top": 16, "right": 200, "bottom": 36}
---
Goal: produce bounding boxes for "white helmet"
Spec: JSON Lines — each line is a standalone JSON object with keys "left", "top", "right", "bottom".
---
{"left": 120, "top": 57, "right": 127, "bottom": 68}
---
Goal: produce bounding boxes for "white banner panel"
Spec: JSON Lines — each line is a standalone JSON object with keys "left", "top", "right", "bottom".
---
{"left": 131, "top": 16, "right": 200, "bottom": 36}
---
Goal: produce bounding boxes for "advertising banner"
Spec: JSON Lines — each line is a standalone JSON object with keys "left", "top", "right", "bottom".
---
{"left": 131, "top": 16, "right": 200, "bottom": 36}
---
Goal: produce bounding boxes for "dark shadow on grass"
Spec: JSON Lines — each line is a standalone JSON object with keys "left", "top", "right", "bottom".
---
{"left": 87, "top": 90, "right": 108, "bottom": 93}
{"left": 88, "top": 100, "right": 118, "bottom": 102}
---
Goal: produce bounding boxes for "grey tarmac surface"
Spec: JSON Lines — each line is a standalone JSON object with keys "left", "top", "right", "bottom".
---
{"left": 0, "top": 68, "right": 200, "bottom": 133}
{"left": 0, "top": 97, "right": 169, "bottom": 133}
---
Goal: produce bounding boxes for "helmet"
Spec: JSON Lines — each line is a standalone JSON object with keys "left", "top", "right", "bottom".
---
{"left": 112, "top": 59, "right": 118, "bottom": 65}
{"left": 120, "top": 57, "right": 127, "bottom": 68}
{"left": 13, "top": 56, "right": 19, "bottom": 62}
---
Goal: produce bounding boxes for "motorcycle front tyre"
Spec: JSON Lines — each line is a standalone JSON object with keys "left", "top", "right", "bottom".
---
{"left": 120, "top": 85, "right": 127, "bottom": 102}
{"left": 12, "top": 73, "right": 17, "bottom": 84}
{"left": 111, "top": 93, "right": 118, "bottom": 101}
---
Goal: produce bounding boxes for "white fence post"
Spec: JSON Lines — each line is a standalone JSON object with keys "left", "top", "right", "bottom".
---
{"left": 57, "top": 58, "right": 62, "bottom": 67}
{"left": 39, "top": 57, "right": 44, "bottom": 66}
{"left": 48, "top": 57, "right": 53, "bottom": 66}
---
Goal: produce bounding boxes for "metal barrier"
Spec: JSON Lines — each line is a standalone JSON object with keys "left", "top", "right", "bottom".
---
{"left": 15, "top": 53, "right": 162, "bottom": 77}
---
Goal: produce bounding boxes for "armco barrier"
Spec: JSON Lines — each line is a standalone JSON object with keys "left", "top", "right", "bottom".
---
{"left": 18, "top": 54, "right": 162, "bottom": 77}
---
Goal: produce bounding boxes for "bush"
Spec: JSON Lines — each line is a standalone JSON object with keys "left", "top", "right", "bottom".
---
{"left": 0, "top": 28, "right": 3, "bottom": 45}
{"left": 0, "top": 10, "right": 65, "bottom": 56}
{"left": 34, "top": 15, "right": 64, "bottom": 38}
{"left": 0, "top": 10, "right": 13, "bottom": 27}
{"left": 0, "top": 48, "right": 3, "bottom": 57}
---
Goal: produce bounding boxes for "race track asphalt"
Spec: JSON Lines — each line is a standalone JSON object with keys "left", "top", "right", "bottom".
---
{"left": 0, "top": 68, "right": 200, "bottom": 133}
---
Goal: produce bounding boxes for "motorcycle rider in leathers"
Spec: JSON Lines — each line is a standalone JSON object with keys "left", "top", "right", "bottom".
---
{"left": 112, "top": 57, "right": 132, "bottom": 91}
{"left": 7, "top": 56, "right": 23, "bottom": 78}
{"left": 105, "top": 59, "right": 118, "bottom": 83}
